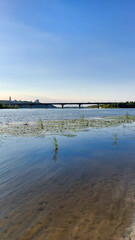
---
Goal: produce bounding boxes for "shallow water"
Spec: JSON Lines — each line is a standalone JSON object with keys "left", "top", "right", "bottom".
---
{"left": 0, "top": 108, "right": 135, "bottom": 124}
{"left": 0, "top": 123, "right": 135, "bottom": 240}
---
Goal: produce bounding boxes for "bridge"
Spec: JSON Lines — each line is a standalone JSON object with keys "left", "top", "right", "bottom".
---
{"left": 39, "top": 102, "right": 118, "bottom": 109}
{"left": 1, "top": 101, "right": 119, "bottom": 109}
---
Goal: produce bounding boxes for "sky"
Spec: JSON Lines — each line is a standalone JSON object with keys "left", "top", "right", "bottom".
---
{"left": 0, "top": 0, "right": 135, "bottom": 102}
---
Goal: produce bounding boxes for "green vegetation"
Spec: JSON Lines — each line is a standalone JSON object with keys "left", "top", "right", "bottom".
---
{"left": 38, "top": 119, "right": 44, "bottom": 129}
{"left": 87, "top": 105, "right": 98, "bottom": 108}
{"left": 0, "top": 114, "right": 135, "bottom": 137}
{"left": 15, "top": 105, "right": 18, "bottom": 109}
{"left": 52, "top": 137, "right": 58, "bottom": 150}
{"left": 89, "top": 102, "right": 135, "bottom": 109}
{"left": 80, "top": 114, "right": 85, "bottom": 123}
{"left": 0, "top": 103, "right": 8, "bottom": 109}
{"left": 0, "top": 103, "right": 19, "bottom": 109}
{"left": 8, "top": 104, "right": 13, "bottom": 109}
{"left": 125, "top": 113, "right": 131, "bottom": 123}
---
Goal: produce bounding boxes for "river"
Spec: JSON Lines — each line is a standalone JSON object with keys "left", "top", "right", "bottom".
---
{"left": 0, "top": 109, "right": 135, "bottom": 240}
{"left": 0, "top": 108, "right": 135, "bottom": 123}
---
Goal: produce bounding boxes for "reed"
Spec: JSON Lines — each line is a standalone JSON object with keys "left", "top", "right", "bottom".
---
{"left": 80, "top": 114, "right": 84, "bottom": 120}
{"left": 38, "top": 119, "right": 44, "bottom": 129}
{"left": 52, "top": 137, "right": 58, "bottom": 150}
{"left": 125, "top": 113, "right": 130, "bottom": 123}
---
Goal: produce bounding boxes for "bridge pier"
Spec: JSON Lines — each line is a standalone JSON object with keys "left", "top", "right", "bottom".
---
{"left": 45, "top": 104, "right": 48, "bottom": 108}
{"left": 61, "top": 104, "right": 64, "bottom": 109}
{"left": 79, "top": 104, "right": 81, "bottom": 109}
{"left": 97, "top": 104, "right": 100, "bottom": 109}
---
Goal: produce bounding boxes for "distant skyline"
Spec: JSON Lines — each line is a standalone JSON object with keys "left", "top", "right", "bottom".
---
{"left": 0, "top": 0, "right": 135, "bottom": 102}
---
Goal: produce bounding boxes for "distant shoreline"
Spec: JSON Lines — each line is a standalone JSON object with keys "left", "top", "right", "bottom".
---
{"left": 1, "top": 101, "right": 135, "bottom": 109}
{"left": 88, "top": 102, "right": 135, "bottom": 109}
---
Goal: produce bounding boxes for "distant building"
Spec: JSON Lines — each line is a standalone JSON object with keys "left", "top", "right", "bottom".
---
{"left": 35, "top": 99, "right": 40, "bottom": 103}
{"left": 9, "top": 96, "right": 11, "bottom": 101}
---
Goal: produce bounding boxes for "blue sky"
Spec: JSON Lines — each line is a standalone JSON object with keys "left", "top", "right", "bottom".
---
{"left": 0, "top": 0, "right": 135, "bottom": 102}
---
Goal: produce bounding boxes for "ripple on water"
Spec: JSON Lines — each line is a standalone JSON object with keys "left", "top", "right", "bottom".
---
{"left": 0, "top": 124, "right": 135, "bottom": 239}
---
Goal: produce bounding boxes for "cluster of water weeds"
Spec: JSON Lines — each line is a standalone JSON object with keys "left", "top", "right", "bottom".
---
{"left": 0, "top": 114, "right": 135, "bottom": 137}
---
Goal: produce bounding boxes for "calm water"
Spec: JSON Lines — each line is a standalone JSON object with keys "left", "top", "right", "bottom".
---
{"left": 0, "top": 108, "right": 135, "bottom": 124}
{"left": 0, "top": 110, "right": 135, "bottom": 239}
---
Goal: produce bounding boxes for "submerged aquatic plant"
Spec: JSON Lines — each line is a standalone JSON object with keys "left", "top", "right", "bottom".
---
{"left": 38, "top": 119, "right": 44, "bottom": 130}
{"left": 0, "top": 136, "right": 3, "bottom": 147}
{"left": 24, "top": 122, "right": 29, "bottom": 127}
{"left": 113, "top": 133, "right": 118, "bottom": 146}
{"left": 1, "top": 115, "right": 135, "bottom": 137}
{"left": 80, "top": 114, "right": 84, "bottom": 121}
{"left": 125, "top": 113, "right": 130, "bottom": 123}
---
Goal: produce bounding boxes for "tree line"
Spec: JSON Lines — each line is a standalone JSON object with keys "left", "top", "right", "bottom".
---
{"left": 87, "top": 102, "right": 135, "bottom": 108}
{"left": 0, "top": 103, "right": 18, "bottom": 109}
{"left": 100, "top": 102, "right": 135, "bottom": 108}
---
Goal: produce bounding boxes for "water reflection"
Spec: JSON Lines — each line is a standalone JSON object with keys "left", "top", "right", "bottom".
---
{"left": 113, "top": 133, "right": 118, "bottom": 146}
{"left": 0, "top": 136, "right": 4, "bottom": 147}
{"left": 52, "top": 149, "right": 58, "bottom": 161}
